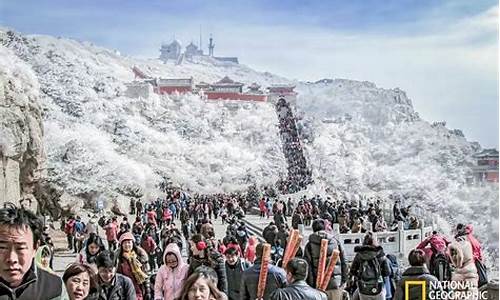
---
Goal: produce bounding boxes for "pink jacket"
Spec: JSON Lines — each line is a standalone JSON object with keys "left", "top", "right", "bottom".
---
{"left": 417, "top": 234, "right": 450, "bottom": 253}
{"left": 154, "top": 243, "right": 188, "bottom": 300}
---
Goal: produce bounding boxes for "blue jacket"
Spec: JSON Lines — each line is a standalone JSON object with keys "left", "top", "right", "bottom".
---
{"left": 240, "top": 259, "right": 287, "bottom": 300}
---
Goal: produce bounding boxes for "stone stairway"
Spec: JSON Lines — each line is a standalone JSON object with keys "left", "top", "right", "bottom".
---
{"left": 275, "top": 98, "right": 312, "bottom": 193}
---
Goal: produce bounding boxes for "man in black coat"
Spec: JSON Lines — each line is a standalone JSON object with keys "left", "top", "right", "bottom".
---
{"left": 271, "top": 258, "right": 327, "bottom": 300}
{"left": 224, "top": 247, "right": 251, "bottom": 300}
{"left": 303, "top": 219, "right": 348, "bottom": 300}
{"left": 0, "top": 206, "right": 65, "bottom": 300}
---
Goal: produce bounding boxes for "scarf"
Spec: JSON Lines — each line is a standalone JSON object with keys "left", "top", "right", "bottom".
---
{"left": 122, "top": 250, "right": 148, "bottom": 285}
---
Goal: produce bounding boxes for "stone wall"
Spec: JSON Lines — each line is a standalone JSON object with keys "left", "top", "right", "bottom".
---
{"left": 0, "top": 45, "right": 45, "bottom": 210}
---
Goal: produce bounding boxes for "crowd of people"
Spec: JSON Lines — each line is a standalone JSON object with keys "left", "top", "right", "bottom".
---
{"left": 275, "top": 98, "right": 313, "bottom": 194}
{"left": 0, "top": 188, "right": 490, "bottom": 300}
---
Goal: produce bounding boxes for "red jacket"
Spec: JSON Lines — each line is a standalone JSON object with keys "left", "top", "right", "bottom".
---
{"left": 104, "top": 222, "right": 118, "bottom": 241}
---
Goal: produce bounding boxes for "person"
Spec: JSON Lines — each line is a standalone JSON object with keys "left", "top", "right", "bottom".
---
{"left": 104, "top": 218, "right": 118, "bottom": 252}
{"left": 95, "top": 250, "right": 136, "bottom": 300}
{"left": 393, "top": 249, "right": 440, "bottom": 300}
{"left": 65, "top": 216, "right": 76, "bottom": 251}
{"left": 224, "top": 247, "right": 250, "bottom": 300}
{"left": 349, "top": 232, "right": 391, "bottom": 300}
{"left": 77, "top": 233, "right": 106, "bottom": 269}
{"left": 176, "top": 272, "right": 226, "bottom": 300}
{"left": 240, "top": 242, "right": 287, "bottom": 300}
{"left": 0, "top": 205, "right": 65, "bottom": 299}
{"left": 115, "top": 232, "right": 150, "bottom": 300}
{"left": 244, "top": 236, "right": 257, "bottom": 264}
{"left": 35, "top": 244, "right": 54, "bottom": 274}
{"left": 448, "top": 231, "right": 479, "bottom": 298}
{"left": 270, "top": 258, "right": 327, "bottom": 300}
{"left": 455, "top": 224, "right": 487, "bottom": 287}
{"left": 154, "top": 243, "right": 188, "bottom": 300}
{"left": 187, "top": 234, "right": 228, "bottom": 294}
{"left": 63, "top": 263, "right": 99, "bottom": 300}
{"left": 416, "top": 230, "right": 451, "bottom": 278}
{"left": 304, "top": 219, "right": 348, "bottom": 300}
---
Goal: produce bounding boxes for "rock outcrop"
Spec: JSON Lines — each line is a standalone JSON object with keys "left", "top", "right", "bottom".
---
{"left": 0, "top": 44, "right": 45, "bottom": 209}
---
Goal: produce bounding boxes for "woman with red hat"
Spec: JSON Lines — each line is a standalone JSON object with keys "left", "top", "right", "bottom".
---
{"left": 116, "top": 232, "right": 151, "bottom": 300}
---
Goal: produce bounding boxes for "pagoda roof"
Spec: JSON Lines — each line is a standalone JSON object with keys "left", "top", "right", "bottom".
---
{"left": 474, "top": 148, "right": 499, "bottom": 158}
{"left": 213, "top": 76, "right": 243, "bottom": 86}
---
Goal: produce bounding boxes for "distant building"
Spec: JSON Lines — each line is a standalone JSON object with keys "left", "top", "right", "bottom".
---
{"left": 247, "top": 83, "right": 264, "bottom": 94}
{"left": 267, "top": 84, "right": 297, "bottom": 106}
{"left": 185, "top": 42, "right": 203, "bottom": 59}
{"left": 205, "top": 76, "right": 266, "bottom": 102}
{"left": 159, "top": 40, "right": 182, "bottom": 63}
{"left": 155, "top": 78, "right": 193, "bottom": 95}
{"left": 471, "top": 149, "right": 499, "bottom": 183}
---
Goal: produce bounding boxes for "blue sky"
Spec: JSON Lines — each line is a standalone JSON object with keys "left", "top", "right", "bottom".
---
{"left": 1, "top": 0, "right": 498, "bottom": 148}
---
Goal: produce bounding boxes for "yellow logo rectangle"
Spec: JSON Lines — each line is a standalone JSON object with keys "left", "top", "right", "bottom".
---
{"left": 405, "top": 280, "right": 426, "bottom": 300}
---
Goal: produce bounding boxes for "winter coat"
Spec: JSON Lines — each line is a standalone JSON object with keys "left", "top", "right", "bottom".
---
{"left": 225, "top": 258, "right": 251, "bottom": 300}
{"left": 154, "top": 243, "right": 188, "bottom": 300}
{"left": 245, "top": 237, "right": 257, "bottom": 263}
{"left": 303, "top": 230, "right": 348, "bottom": 290}
{"left": 270, "top": 280, "right": 328, "bottom": 300}
{"left": 97, "top": 273, "right": 136, "bottom": 300}
{"left": 448, "top": 237, "right": 478, "bottom": 291}
{"left": 240, "top": 259, "right": 287, "bottom": 300}
{"left": 349, "top": 245, "right": 391, "bottom": 283}
{"left": 188, "top": 252, "right": 228, "bottom": 294}
{"left": 0, "top": 263, "right": 64, "bottom": 300}
{"left": 417, "top": 234, "right": 450, "bottom": 254}
{"left": 291, "top": 213, "right": 303, "bottom": 230}
{"left": 393, "top": 266, "right": 440, "bottom": 300}
{"left": 104, "top": 222, "right": 118, "bottom": 241}
{"left": 116, "top": 246, "right": 150, "bottom": 300}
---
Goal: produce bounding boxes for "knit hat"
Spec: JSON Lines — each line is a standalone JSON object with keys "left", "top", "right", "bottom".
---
{"left": 119, "top": 232, "right": 135, "bottom": 244}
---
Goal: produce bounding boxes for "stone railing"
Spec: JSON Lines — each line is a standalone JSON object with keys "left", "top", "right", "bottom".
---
{"left": 330, "top": 221, "right": 434, "bottom": 261}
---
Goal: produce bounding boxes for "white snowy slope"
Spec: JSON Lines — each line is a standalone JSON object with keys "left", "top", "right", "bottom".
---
{"left": 1, "top": 30, "right": 497, "bottom": 269}
{"left": 296, "top": 80, "right": 498, "bottom": 269}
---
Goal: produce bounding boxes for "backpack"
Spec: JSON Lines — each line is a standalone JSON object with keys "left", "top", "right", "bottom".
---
{"left": 386, "top": 254, "right": 402, "bottom": 282}
{"left": 357, "top": 257, "right": 384, "bottom": 295}
{"left": 429, "top": 252, "right": 452, "bottom": 282}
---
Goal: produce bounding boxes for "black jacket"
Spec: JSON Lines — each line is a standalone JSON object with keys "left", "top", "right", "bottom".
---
{"left": 188, "top": 253, "right": 228, "bottom": 294}
{"left": 240, "top": 259, "right": 287, "bottom": 300}
{"left": 0, "top": 263, "right": 63, "bottom": 300}
{"left": 270, "top": 280, "right": 328, "bottom": 300}
{"left": 225, "top": 259, "right": 251, "bottom": 300}
{"left": 349, "top": 245, "right": 391, "bottom": 279}
{"left": 97, "top": 273, "right": 136, "bottom": 300}
{"left": 303, "top": 231, "right": 347, "bottom": 290}
{"left": 393, "top": 266, "right": 440, "bottom": 300}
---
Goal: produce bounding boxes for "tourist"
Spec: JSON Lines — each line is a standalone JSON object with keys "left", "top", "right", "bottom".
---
{"left": 393, "top": 249, "right": 440, "bottom": 300}
{"left": 95, "top": 250, "right": 136, "bottom": 299}
{"left": 76, "top": 232, "right": 105, "bottom": 269}
{"left": 0, "top": 206, "right": 65, "bottom": 299}
{"left": 349, "top": 232, "right": 391, "bottom": 300}
{"left": 154, "top": 243, "right": 188, "bottom": 300}
{"left": 270, "top": 258, "right": 327, "bottom": 300}
{"left": 115, "top": 232, "right": 150, "bottom": 300}
{"left": 304, "top": 219, "right": 348, "bottom": 300}
{"left": 62, "top": 263, "right": 98, "bottom": 300}
{"left": 224, "top": 247, "right": 251, "bottom": 300}
{"left": 240, "top": 242, "right": 287, "bottom": 300}
{"left": 176, "top": 272, "right": 226, "bottom": 300}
